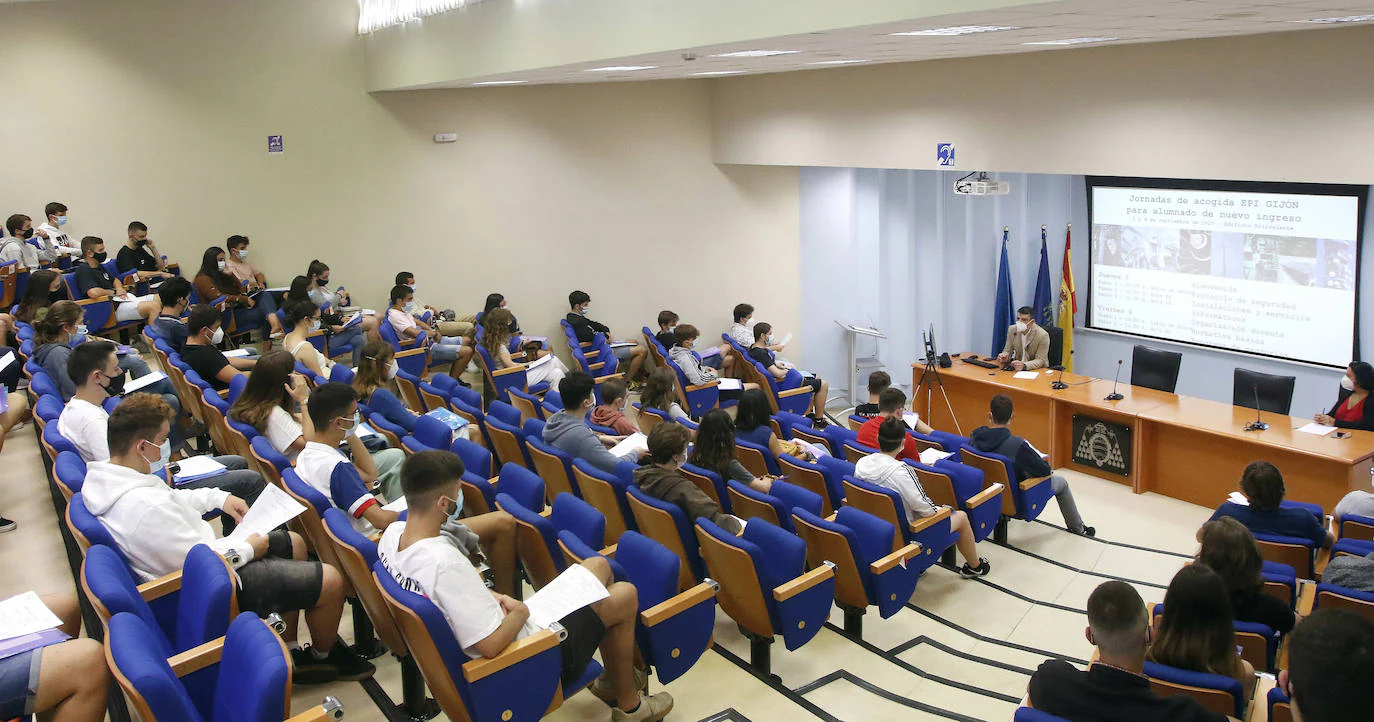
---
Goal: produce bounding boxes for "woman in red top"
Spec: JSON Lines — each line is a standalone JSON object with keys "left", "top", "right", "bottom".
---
{"left": 1315, "top": 361, "right": 1374, "bottom": 431}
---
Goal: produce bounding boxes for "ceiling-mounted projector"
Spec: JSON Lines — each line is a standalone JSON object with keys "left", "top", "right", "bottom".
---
{"left": 954, "top": 172, "right": 1010, "bottom": 196}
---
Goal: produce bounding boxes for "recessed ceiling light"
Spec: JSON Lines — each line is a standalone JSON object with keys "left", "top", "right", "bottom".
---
{"left": 471, "top": 80, "right": 527, "bottom": 86}
{"left": 710, "top": 50, "right": 800, "bottom": 58}
{"left": 689, "top": 70, "right": 746, "bottom": 76}
{"left": 585, "top": 65, "right": 658, "bottom": 72}
{"left": 890, "top": 25, "right": 1022, "bottom": 37}
{"left": 809, "top": 59, "right": 870, "bottom": 65}
{"left": 1023, "top": 37, "right": 1118, "bottom": 45}
{"left": 1293, "top": 14, "right": 1374, "bottom": 24}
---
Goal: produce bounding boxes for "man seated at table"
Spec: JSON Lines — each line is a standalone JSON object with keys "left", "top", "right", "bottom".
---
{"left": 1209, "top": 460, "right": 1333, "bottom": 548}
{"left": 996, "top": 306, "right": 1049, "bottom": 371}
{"left": 970, "top": 394, "right": 1094, "bottom": 537}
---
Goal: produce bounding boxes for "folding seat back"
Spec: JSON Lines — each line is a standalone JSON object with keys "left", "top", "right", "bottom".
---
{"left": 1143, "top": 661, "right": 1245, "bottom": 718}
{"left": 733, "top": 439, "right": 774, "bottom": 478}
{"left": 416, "top": 382, "right": 451, "bottom": 417}
{"left": 66, "top": 492, "right": 122, "bottom": 556}
{"left": 1267, "top": 687, "right": 1295, "bottom": 722}
{"left": 959, "top": 446, "right": 1054, "bottom": 522}
{"left": 412, "top": 413, "right": 455, "bottom": 451}
{"left": 572, "top": 459, "right": 634, "bottom": 541}
{"left": 227, "top": 374, "right": 248, "bottom": 405}
{"left": 53, "top": 450, "right": 86, "bottom": 499}
{"left": 394, "top": 369, "right": 426, "bottom": 412}
{"left": 475, "top": 343, "right": 528, "bottom": 405}
{"left": 279, "top": 469, "right": 347, "bottom": 574}
{"left": 496, "top": 493, "right": 563, "bottom": 590}
{"left": 626, "top": 485, "right": 703, "bottom": 591}
{"left": 1339, "top": 513, "right": 1374, "bottom": 542}
{"left": 34, "top": 394, "right": 63, "bottom": 427}
{"left": 507, "top": 388, "right": 544, "bottom": 425}
{"left": 912, "top": 461, "right": 1001, "bottom": 543}
{"left": 793, "top": 507, "right": 922, "bottom": 621}
{"left": 614, "top": 530, "right": 719, "bottom": 685}
{"left": 497, "top": 463, "right": 545, "bottom": 513}
{"left": 82, "top": 545, "right": 171, "bottom": 648}
{"left": 248, "top": 436, "right": 290, "bottom": 489}
{"left": 636, "top": 404, "right": 669, "bottom": 436}
{"left": 450, "top": 437, "right": 492, "bottom": 478}
{"left": 777, "top": 454, "right": 837, "bottom": 516}
{"left": 842, "top": 440, "right": 874, "bottom": 465}
{"left": 548, "top": 493, "right": 605, "bottom": 552}
{"left": 1313, "top": 582, "right": 1374, "bottom": 624}
{"left": 846, "top": 415, "right": 866, "bottom": 432}
{"left": 322, "top": 508, "right": 407, "bottom": 655}
{"left": 840, "top": 476, "right": 953, "bottom": 572}
{"left": 527, "top": 436, "right": 579, "bottom": 502}
{"left": 1233, "top": 620, "right": 1277, "bottom": 672}
{"left": 42, "top": 421, "right": 80, "bottom": 459}
{"left": 1253, "top": 533, "right": 1315, "bottom": 579}
{"left": 106, "top": 613, "right": 206, "bottom": 722}
{"left": 680, "top": 463, "right": 729, "bottom": 512}
{"left": 726, "top": 480, "right": 823, "bottom": 534}
{"left": 1260, "top": 561, "right": 1297, "bottom": 608}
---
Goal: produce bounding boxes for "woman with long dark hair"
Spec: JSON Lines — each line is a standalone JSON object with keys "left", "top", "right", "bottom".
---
{"left": 1147, "top": 564, "right": 1256, "bottom": 702}
{"left": 228, "top": 350, "right": 313, "bottom": 459}
{"left": 193, "top": 246, "right": 282, "bottom": 338}
{"left": 14, "top": 269, "right": 66, "bottom": 325}
{"left": 481, "top": 308, "right": 565, "bottom": 387}
{"left": 688, "top": 409, "right": 772, "bottom": 493}
{"left": 1195, "top": 517, "right": 1296, "bottom": 634}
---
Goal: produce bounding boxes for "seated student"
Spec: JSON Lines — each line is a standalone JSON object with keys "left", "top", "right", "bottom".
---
{"left": 194, "top": 246, "right": 282, "bottom": 338}
{"left": 0, "top": 376, "right": 27, "bottom": 457}
{"left": 283, "top": 300, "right": 338, "bottom": 378}
{"left": 0, "top": 592, "right": 109, "bottom": 722}
{"left": 226, "top": 349, "right": 313, "bottom": 461}
{"left": 747, "top": 321, "right": 830, "bottom": 425}
{"left": 148, "top": 276, "right": 193, "bottom": 351}
{"left": 72, "top": 236, "right": 159, "bottom": 324}
{"left": 33, "top": 201, "right": 77, "bottom": 263}
{"left": 182, "top": 304, "right": 257, "bottom": 391}
{"left": 728, "top": 303, "right": 783, "bottom": 352}
{"left": 1148, "top": 564, "right": 1257, "bottom": 703}
{"left": 996, "top": 305, "right": 1050, "bottom": 371}
{"left": 379, "top": 450, "right": 670, "bottom": 721}
{"left": 290, "top": 274, "right": 366, "bottom": 365}
{"left": 543, "top": 372, "right": 647, "bottom": 474}
{"left": 60, "top": 343, "right": 267, "bottom": 530}
{"left": 735, "top": 388, "right": 816, "bottom": 462}
{"left": 1281, "top": 608, "right": 1374, "bottom": 722}
{"left": 1, "top": 213, "right": 41, "bottom": 270}
{"left": 81, "top": 395, "right": 375, "bottom": 683}
{"left": 856, "top": 418, "right": 989, "bottom": 578}
{"left": 1314, "top": 361, "right": 1374, "bottom": 432}
{"left": 482, "top": 308, "right": 566, "bottom": 387}
{"left": 854, "top": 371, "right": 891, "bottom": 418}
{"left": 688, "top": 409, "right": 774, "bottom": 494}
{"left": 566, "top": 290, "right": 646, "bottom": 385}
{"left": 31, "top": 301, "right": 179, "bottom": 414}
{"left": 638, "top": 367, "right": 689, "bottom": 424}
{"left": 635, "top": 423, "right": 741, "bottom": 534}
{"left": 305, "top": 260, "right": 380, "bottom": 342}
{"left": 396, "top": 271, "right": 476, "bottom": 338}
{"left": 654, "top": 310, "right": 679, "bottom": 351}
{"left": 482, "top": 293, "right": 521, "bottom": 335}
{"left": 1209, "top": 461, "right": 1333, "bottom": 548}
{"left": 13, "top": 269, "right": 66, "bottom": 325}
{"left": 115, "top": 221, "right": 174, "bottom": 283}
{"left": 590, "top": 378, "right": 640, "bottom": 436}
{"left": 970, "top": 394, "right": 1094, "bottom": 537}
{"left": 223, "top": 235, "right": 267, "bottom": 290}
{"left": 388, "top": 284, "right": 471, "bottom": 377}
{"left": 1028, "top": 580, "right": 1233, "bottom": 722}
{"left": 668, "top": 325, "right": 752, "bottom": 400}
{"left": 1195, "top": 516, "right": 1296, "bottom": 635}
{"left": 855, "top": 388, "right": 936, "bottom": 460}
{"left": 295, "top": 382, "right": 402, "bottom": 528}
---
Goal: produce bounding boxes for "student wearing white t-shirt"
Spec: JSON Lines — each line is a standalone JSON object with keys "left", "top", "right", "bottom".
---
{"left": 386, "top": 285, "right": 470, "bottom": 377}
{"left": 378, "top": 451, "right": 673, "bottom": 722}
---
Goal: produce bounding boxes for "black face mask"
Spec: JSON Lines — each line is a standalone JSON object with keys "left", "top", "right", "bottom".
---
{"left": 135, "top": 239, "right": 148, "bottom": 247}
{"left": 93, "top": 251, "right": 108, "bottom": 263}
{"left": 20, "top": 229, "right": 33, "bottom": 240}
{"left": 315, "top": 278, "right": 328, "bottom": 287}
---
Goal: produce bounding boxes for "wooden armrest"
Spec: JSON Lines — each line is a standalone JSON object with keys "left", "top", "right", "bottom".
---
{"left": 584, "top": 349, "right": 601, "bottom": 359}
{"left": 169, "top": 637, "right": 225, "bottom": 677}
{"left": 685, "top": 381, "right": 720, "bottom": 393}
{"left": 492, "top": 365, "right": 527, "bottom": 377}
{"left": 368, "top": 531, "right": 382, "bottom": 544}
{"left": 588, "top": 361, "right": 606, "bottom": 372}
{"left": 394, "top": 347, "right": 427, "bottom": 359}
{"left": 871, "top": 543, "right": 923, "bottom": 575}
{"left": 642, "top": 581, "right": 717, "bottom": 628}
{"left": 488, "top": 475, "right": 499, "bottom": 486}
{"left": 579, "top": 341, "right": 596, "bottom": 348}
{"left": 594, "top": 373, "right": 625, "bottom": 384}
{"left": 137, "top": 570, "right": 183, "bottom": 601}
{"left": 462, "top": 629, "right": 560, "bottom": 682}
{"left": 218, "top": 388, "right": 230, "bottom": 399}
{"left": 597, "top": 543, "right": 617, "bottom": 558}
{"left": 75, "top": 297, "right": 107, "bottom": 307}
{"left": 538, "top": 508, "right": 552, "bottom": 518}
{"left": 824, "top": 512, "right": 838, "bottom": 522}
{"left": 1020, "top": 475, "right": 1051, "bottom": 492}
{"left": 908, "top": 506, "right": 953, "bottom": 534}
{"left": 773, "top": 562, "right": 835, "bottom": 602}
{"left": 968, "top": 484, "right": 1004, "bottom": 506}
{"left": 286, "top": 702, "right": 343, "bottom": 722}
{"left": 1297, "top": 581, "right": 1316, "bottom": 616}
{"left": 777, "top": 387, "right": 812, "bottom": 398}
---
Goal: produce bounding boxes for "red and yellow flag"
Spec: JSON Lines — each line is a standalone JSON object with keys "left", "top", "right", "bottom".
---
{"left": 1058, "top": 225, "right": 1076, "bottom": 371}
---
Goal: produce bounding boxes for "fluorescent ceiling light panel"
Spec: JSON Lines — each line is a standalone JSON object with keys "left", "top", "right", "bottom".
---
{"left": 471, "top": 80, "right": 527, "bottom": 86}
{"left": 689, "top": 71, "right": 746, "bottom": 76}
{"left": 1293, "top": 14, "right": 1374, "bottom": 24}
{"left": 710, "top": 50, "right": 800, "bottom": 58}
{"left": 890, "top": 25, "right": 1021, "bottom": 36}
{"left": 809, "top": 59, "right": 870, "bottom": 65}
{"left": 585, "top": 65, "right": 658, "bottom": 72}
{"left": 357, "top": 0, "right": 484, "bottom": 34}
{"left": 1023, "top": 37, "right": 1118, "bottom": 45}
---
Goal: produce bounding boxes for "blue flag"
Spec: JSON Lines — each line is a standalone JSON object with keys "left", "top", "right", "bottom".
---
{"left": 992, "top": 229, "right": 1015, "bottom": 356}
{"left": 1032, "top": 226, "right": 1054, "bottom": 326}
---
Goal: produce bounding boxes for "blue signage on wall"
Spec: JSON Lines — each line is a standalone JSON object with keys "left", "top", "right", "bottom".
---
{"left": 937, "top": 143, "right": 955, "bottom": 167}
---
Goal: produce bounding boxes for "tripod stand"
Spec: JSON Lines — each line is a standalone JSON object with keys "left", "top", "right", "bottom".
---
{"left": 916, "top": 354, "right": 962, "bottom": 435}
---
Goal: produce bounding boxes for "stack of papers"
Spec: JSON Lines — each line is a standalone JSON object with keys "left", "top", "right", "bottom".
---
{"left": 121, "top": 371, "right": 168, "bottom": 395}
{"left": 1296, "top": 422, "right": 1338, "bottom": 437}
{"left": 382, "top": 497, "right": 408, "bottom": 513}
{"left": 224, "top": 348, "right": 253, "bottom": 358}
{"left": 918, "top": 448, "right": 954, "bottom": 466}
{"left": 610, "top": 432, "right": 648, "bottom": 458}
{"left": 798, "top": 440, "right": 830, "bottom": 459}
{"left": 526, "top": 354, "right": 553, "bottom": 370}
{"left": 698, "top": 346, "right": 722, "bottom": 359}
{"left": 227, "top": 484, "right": 307, "bottom": 542}
{"left": 609, "top": 341, "right": 637, "bottom": 349}
{"left": 425, "top": 407, "right": 470, "bottom": 431}
{"left": 518, "top": 336, "right": 548, "bottom": 346}
{"left": 902, "top": 412, "right": 921, "bottom": 430}
{"left": 172, "top": 455, "right": 229, "bottom": 486}
{"left": 716, "top": 378, "right": 743, "bottom": 391}
{"left": 524, "top": 564, "right": 611, "bottom": 629}
{"left": 1013, "top": 371, "right": 1040, "bottom": 380}
{"left": 1027, "top": 441, "right": 1050, "bottom": 461}
{"left": 0, "top": 592, "right": 70, "bottom": 661}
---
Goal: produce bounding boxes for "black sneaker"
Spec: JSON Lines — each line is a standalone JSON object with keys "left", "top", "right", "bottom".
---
{"left": 0, "top": 517, "right": 15, "bottom": 534}
{"left": 1077, "top": 526, "right": 1097, "bottom": 538}
{"left": 322, "top": 643, "right": 377, "bottom": 681}
{"left": 959, "top": 558, "right": 991, "bottom": 579}
{"left": 290, "top": 648, "right": 338, "bottom": 685}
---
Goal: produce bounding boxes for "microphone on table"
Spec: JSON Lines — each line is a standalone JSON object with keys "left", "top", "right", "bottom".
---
{"left": 1244, "top": 383, "right": 1269, "bottom": 431}
{"left": 1104, "top": 359, "right": 1124, "bottom": 401}
{"left": 1050, "top": 363, "right": 1068, "bottom": 391}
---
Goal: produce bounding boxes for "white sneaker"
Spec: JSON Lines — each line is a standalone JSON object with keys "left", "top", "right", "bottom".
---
{"left": 611, "top": 693, "right": 673, "bottom": 722}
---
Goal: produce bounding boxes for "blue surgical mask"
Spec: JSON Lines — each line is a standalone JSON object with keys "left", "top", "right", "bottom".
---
{"left": 311, "top": 319, "right": 322, "bottom": 333}
{"left": 75, "top": 324, "right": 88, "bottom": 337}
{"left": 404, "top": 301, "right": 416, "bottom": 314}
{"left": 236, "top": 250, "right": 248, "bottom": 260}
{"left": 216, "top": 260, "right": 227, "bottom": 271}
{"left": 145, "top": 440, "right": 172, "bottom": 475}
{"left": 443, "top": 490, "right": 464, "bottom": 524}
{"left": 55, "top": 216, "right": 68, "bottom": 227}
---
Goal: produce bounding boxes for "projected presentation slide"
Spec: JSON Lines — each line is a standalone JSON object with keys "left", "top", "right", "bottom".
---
{"left": 1089, "top": 184, "right": 1362, "bottom": 367}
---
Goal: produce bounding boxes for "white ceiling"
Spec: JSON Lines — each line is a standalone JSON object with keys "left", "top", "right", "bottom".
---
{"left": 432, "top": 0, "right": 1374, "bottom": 88}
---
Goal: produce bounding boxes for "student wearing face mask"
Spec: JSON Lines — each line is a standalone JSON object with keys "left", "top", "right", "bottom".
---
{"left": 33, "top": 201, "right": 78, "bottom": 264}
{"left": 747, "top": 321, "right": 831, "bottom": 425}
{"left": 589, "top": 379, "right": 639, "bottom": 436}
{"left": 31, "top": 300, "right": 179, "bottom": 411}
{"left": 283, "top": 300, "right": 338, "bottom": 378}
{"left": 182, "top": 304, "right": 256, "bottom": 391}
{"left": 386, "top": 285, "right": 471, "bottom": 377}
{"left": 294, "top": 383, "right": 404, "bottom": 532}
{"left": 2, "top": 214, "right": 41, "bottom": 270}
{"left": 223, "top": 235, "right": 267, "bottom": 290}
{"left": 80, "top": 394, "right": 375, "bottom": 684}
{"left": 306, "top": 260, "right": 381, "bottom": 342}
{"left": 566, "top": 290, "right": 647, "bottom": 386}
{"left": 61, "top": 343, "right": 267, "bottom": 532}
{"left": 996, "top": 306, "right": 1050, "bottom": 371}
{"left": 148, "top": 276, "right": 193, "bottom": 351}
{"left": 115, "top": 221, "right": 173, "bottom": 283}
{"left": 481, "top": 308, "right": 566, "bottom": 388}
{"left": 668, "top": 325, "right": 754, "bottom": 400}
{"left": 634, "top": 423, "right": 742, "bottom": 535}
{"left": 73, "top": 236, "right": 160, "bottom": 324}
{"left": 395, "top": 271, "right": 475, "bottom": 338}
{"left": 194, "top": 246, "right": 283, "bottom": 339}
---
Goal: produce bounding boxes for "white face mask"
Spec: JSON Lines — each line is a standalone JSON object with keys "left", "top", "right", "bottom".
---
{"left": 1341, "top": 375, "right": 1356, "bottom": 392}
{"left": 216, "top": 260, "right": 227, "bottom": 272}
{"left": 209, "top": 326, "right": 224, "bottom": 345}
{"left": 236, "top": 250, "right": 248, "bottom": 260}
{"left": 580, "top": 305, "right": 591, "bottom": 315}
{"left": 408, "top": 283, "right": 417, "bottom": 293}
{"left": 386, "top": 360, "right": 399, "bottom": 380}
{"left": 1015, "top": 321, "right": 1028, "bottom": 333}
{"left": 143, "top": 439, "right": 172, "bottom": 474}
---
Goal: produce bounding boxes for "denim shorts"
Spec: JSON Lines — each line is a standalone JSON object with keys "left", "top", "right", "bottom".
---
{"left": 0, "top": 649, "right": 42, "bottom": 718}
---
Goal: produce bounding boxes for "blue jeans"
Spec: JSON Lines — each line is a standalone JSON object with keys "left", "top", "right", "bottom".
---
{"left": 429, "top": 337, "right": 464, "bottom": 364}
{"left": 328, "top": 325, "right": 365, "bottom": 366}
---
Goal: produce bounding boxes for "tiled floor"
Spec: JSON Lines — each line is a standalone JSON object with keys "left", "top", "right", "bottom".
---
{"left": 0, "top": 389, "right": 1279, "bottom": 722}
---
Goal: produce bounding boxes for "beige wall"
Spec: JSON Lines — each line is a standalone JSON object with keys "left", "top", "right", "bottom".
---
{"left": 0, "top": 0, "right": 800, "bottom": 356}
{"left": 712, "top": 26, "right": 1374, "bottom": 184}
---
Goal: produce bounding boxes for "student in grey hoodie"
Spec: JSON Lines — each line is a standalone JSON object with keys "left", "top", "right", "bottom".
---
{"left": 542, "top": 372, "right": 646, "bottom": 474}
{"left": 30, "top": 301, "right": 177, "bottom": 412}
